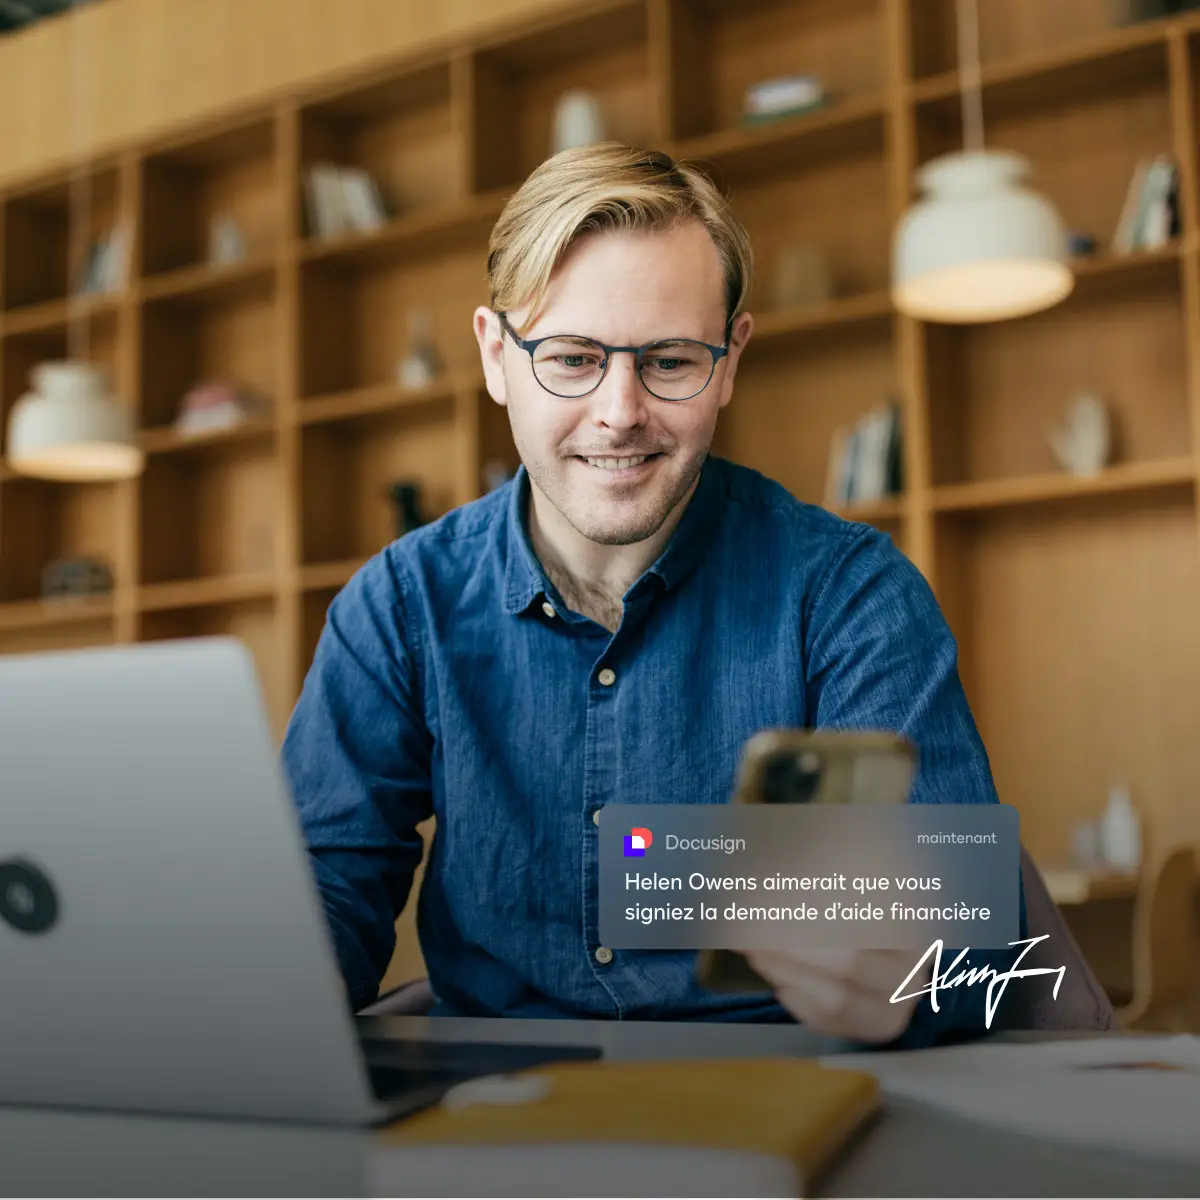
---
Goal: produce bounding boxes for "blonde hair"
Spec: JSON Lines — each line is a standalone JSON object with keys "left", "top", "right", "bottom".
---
{"left": 486, "top": 142, "right": 753, "bottom": 334}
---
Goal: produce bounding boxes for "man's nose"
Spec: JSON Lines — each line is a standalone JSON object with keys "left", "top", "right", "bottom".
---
{"left": 591, "top": 353, "right": 649, "bottom": 430}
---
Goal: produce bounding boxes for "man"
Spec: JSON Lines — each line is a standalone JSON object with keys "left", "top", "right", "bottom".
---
{"left": 282, "top": 143, "right": 1021, "bottom": 1046}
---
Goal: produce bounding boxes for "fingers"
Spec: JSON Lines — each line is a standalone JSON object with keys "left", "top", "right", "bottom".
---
{"left": 745, "top": 948, "right": 929, "bottom": 1044}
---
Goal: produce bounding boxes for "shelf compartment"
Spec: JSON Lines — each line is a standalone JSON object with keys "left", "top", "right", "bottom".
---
{"left": 138, "top": 255, "right": 276, "bottom": 306}
{"left": 0, "top": 475, "right": 120, "bottom": 605}
{"left": 0, "top": 614, "right": 115, "bottom": 659}
{"left": 673, "top": 96, "right": 886, "bottom": 183}
{"left": 933, "top": 489, "right": 1200, "bottom": 859}
{"left": 297, "top": 188, "right": 510, "bottom": 270}
{"left": 299, "top": 377, "right": 465, "bottom": 426}
{"left": 141, "top": 115, "right": 278, "bottom": 277}
{"left": 139, "top": 415, "right": 276, "bottom": 456}
{"left": 300, "top": 559, "right": 366, "bottom": 593}
{"left": 713, "top": 317, "right": 898, "bottom": 509}
{"left": 299, "top": 400, "right": 460, "bottom": 567}
{"left": 750, "top": 291, "right": 893, "bottom": 349}
{"left": 2, "top": 163, "right": 124, "bottom": 313}
{"left": 925, "top": 262, "right": 1191, "bottom": 489}
{"left": 932, "top": 457, "right": 1195, "bottom": 513}
{"left": 138, "top": 440, "right": 278, "bottom": 587}
{"left": 137, "top": 595, "right": 289, "bottom": 738}
{"left": 470, "top": 0, "right": 651, "bottom": 192}
{"left": 0, "top": 594, "right": 115, "bottom": 634}
{"left": 299, "top": 57, "right": 460, "bottom": 242}
{"left": 298, "top": 249, "right": 485, "bottom": 399}
{"left": 730, "top": 143, "right": 894, "bottom": 311}
{"left": 2, "top": 290, "right": 124, "bottom": 337}
{"left": 138, "top": 572, "right": 276, "bottom": 613}
{"left": 140, "top": 271, "right": 276, "bottom": 430}
{"left": 908, "top": 0, "right": 1165, "bottom": 85}
{"left": 664, "top": 0, "right": 884, "bottom": 143}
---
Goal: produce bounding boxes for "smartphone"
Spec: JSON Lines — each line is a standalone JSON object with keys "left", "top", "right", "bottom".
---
{"left": 696, "top": 729, "right": 917, "bottom": 994}
{"left": 730, "top": 728, "right": 917, "bottom": 809}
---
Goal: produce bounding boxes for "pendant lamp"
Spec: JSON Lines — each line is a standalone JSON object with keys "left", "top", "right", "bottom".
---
{"left": 4, "top": 0, "right": 144, "bottom": 483}
{"left": 892, "top": 0, "right": 1074, "bottom": 323}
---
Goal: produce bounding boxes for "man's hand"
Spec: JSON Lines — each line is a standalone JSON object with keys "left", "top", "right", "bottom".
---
{"left": 745, "top": 948, "right": 932, "bottom": 1044}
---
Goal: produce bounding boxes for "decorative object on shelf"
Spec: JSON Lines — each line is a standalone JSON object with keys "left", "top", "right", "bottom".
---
{"left": 1069, "top": 819, "right": 1102, "bottom": 868}
{"left": 40, "top": 555, "right": 114, "bottom": 602}
{"left": 483, "top": 459, "right": 514, "bottom": 492}
{"left": 1048, "top": 392, "right": 1111, "bottom": 477}
{"left": 397, "top": 308, "right": 442, "bottom": 390}
{"left": 892, "top": 0, "right": 1072, "bottom": 323}
{"left": 550, "top": 90, "right": 605, "bottom": 154}
{"left": 741, "top": 74, "right": 827, "bottom": 127}
{"left": 76, "top": 224, "right": 130, "bottom": 295}
{"left": 387, "top": 481, "right": 427, "bottom": 538}
{"left": 8, "top": 362, "right": 143, "bottom": 482}
{"left": 174, "top": 380, "right": 264, "bottom": 437}
{"left": 208, "top": 214, "right": 247, "bottom": 266}
{"left": 1067, "top": 232, "right": 1097, "bottom": 257}
{"left": 773, "top": 243, "right": 832, "bottom": 310}
{"left": 304, "top": 162, "right": 388, "bottom": 238}
{"left": 1099, "top": 783, "right": 1142, "bottom": 871}
{"left": 825, "top": 399, "right": 903, "bottom": 509}
{"left": 1112, "top": 155, "right": 1179, "bottom": 253}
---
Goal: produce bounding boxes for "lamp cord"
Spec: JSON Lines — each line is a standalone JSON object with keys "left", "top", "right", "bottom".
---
{"left": 957, "top": 0, "right": 986, "bottom": 153}
{"left": 67, "top": 0, "right": 90, "bottom": 365}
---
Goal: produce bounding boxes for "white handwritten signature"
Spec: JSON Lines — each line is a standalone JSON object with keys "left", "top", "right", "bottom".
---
{"left": 890, "top": 935, "right": 1066, "bottom": 1029}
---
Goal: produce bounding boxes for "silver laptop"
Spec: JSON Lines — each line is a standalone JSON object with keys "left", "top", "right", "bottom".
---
{"left": 0, "top": 636, "right": 596, "bottom": 1126}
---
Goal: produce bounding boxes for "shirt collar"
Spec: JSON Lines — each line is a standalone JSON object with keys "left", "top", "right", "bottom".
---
{"left": 501, "top": 457, "right": 726, "bottom": 615}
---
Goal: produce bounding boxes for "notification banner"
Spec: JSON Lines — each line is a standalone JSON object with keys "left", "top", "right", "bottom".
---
{"left": 597, "top": 803, "right": 1019, "bottom": 951}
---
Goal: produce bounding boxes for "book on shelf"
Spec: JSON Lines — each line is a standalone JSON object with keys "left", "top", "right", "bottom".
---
{"left": 1111, "top": 155, "right": 1179, "bottom": 254}
{"left": 304, "top": 163, "right": 389, "bottom": 238}
{"left": 825, "top": 401, "right": 903, "bottom": 510}
{"left": 76, "top": 224, "right": 130, "bottom": 296}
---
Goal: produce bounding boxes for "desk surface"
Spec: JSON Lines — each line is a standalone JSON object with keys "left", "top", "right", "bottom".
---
{"left": 360, "top": 1017, "right": 1196, "bottom": 1198}
{"left": 4, "top": 1019, "right": 1197, "bottom": 1198}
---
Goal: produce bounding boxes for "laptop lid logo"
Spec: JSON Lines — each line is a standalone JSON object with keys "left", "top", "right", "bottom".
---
{"left": 0, "top": 858, "right": 60, "bottom": 934}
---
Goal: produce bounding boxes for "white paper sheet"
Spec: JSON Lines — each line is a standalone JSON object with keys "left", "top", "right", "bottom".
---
{"left": 821, "top": 1035, "right": 1200, "bottom": 1162}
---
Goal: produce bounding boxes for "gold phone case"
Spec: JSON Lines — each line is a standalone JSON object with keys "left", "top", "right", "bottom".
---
{"left": 697, "top": 729, "right": 917, "bottom": 994}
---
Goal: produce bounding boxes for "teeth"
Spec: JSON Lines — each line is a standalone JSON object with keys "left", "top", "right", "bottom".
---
{"left": 585, "top": 455, "right": 648, "bottom": 470}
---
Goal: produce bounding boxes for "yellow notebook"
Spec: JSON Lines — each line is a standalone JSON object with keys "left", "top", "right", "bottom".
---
{"left": 377, "top": 1058, "right": 879, "bottom": 1194}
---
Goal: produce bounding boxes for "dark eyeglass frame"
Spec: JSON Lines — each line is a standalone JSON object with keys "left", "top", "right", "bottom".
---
{"left": 496, "top": 311, "right": 731, "bottom": 401}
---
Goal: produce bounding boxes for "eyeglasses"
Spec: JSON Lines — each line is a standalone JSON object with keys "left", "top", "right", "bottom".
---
{"left": 497, "top": 312, "right": 730, "bottom": 402}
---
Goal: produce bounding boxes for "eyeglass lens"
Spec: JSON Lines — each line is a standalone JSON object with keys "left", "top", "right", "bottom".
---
{"left": 530, "top": 337, "right": 716, "bottom": 400}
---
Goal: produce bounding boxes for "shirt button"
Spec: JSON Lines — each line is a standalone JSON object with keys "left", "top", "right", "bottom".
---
{"left": 593, "top": 809, "right": 601, "bottom": 826}
{"left": 595, "top": 946, "right": 613, "bottom": 965}
{"left": 541, "top": 601, "right": 556, "bottom": 618}
{"left": 598, "top": 667, "right": 616, "bottom": 686}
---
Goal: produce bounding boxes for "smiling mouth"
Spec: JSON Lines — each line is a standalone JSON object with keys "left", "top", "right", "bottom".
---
{"left": 576, "top": 453, "right": 662, "bottom": 471}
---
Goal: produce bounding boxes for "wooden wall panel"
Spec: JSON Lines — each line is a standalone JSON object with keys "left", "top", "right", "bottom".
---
{"left": 0, "top": 0, "right": 588, "bottom": 187}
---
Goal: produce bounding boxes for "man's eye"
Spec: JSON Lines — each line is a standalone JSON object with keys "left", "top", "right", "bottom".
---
{"left": 556, "top": 355, "right": 594, "bottom": 368}
{"left": 647, "top": 357, "right": 683, "bottom": 371}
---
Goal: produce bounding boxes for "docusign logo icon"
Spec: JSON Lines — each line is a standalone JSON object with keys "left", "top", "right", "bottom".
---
{"left": 624, "top": 827, "right": 653, "bottom": 857}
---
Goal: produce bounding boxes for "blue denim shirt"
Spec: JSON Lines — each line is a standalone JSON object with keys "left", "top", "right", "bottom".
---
{"left": 282, "top": 456, "right": 1023, "bottom": 1045}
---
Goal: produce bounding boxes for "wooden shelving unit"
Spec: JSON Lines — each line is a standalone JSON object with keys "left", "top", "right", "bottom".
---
{"left": 3, "top": 0, "right": 1200, "bottom": 880}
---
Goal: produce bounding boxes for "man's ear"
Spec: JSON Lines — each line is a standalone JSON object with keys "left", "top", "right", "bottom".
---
{"left": 718, "top": 310, "right": 754, "bottom": 409}
{"left": 474, "top": 307, "right": 508, "bottom": 407}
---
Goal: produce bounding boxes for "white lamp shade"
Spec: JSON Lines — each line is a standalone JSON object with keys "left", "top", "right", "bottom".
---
{"left": 893, "top": 150, "right": 1074, "bottom": 323}
{"left": 7, "top": 361, "right": 144, "bottom": 482}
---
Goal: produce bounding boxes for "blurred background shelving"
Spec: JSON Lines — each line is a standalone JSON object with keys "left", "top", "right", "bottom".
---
{"left": 3, "top": 0, "right": 1200, "bottom": 1002}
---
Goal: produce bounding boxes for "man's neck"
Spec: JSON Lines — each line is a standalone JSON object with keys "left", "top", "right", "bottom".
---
{"left": 527, "top": 477, "right": 697, "bottom": 632}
